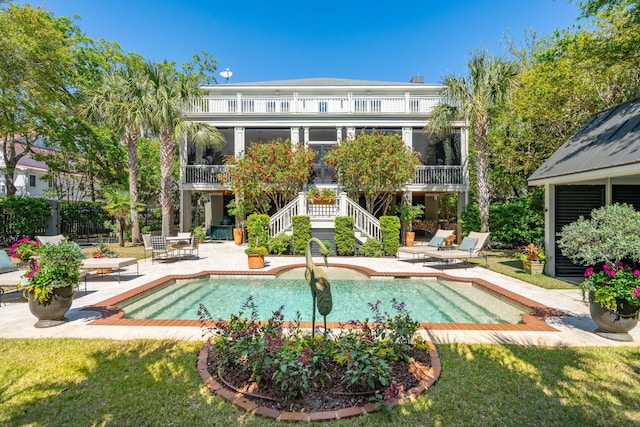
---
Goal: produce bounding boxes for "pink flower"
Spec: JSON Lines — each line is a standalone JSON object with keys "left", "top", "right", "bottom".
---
{"left": 618, "top": 262, "right": 625, "bottom": 269}
{"left": 608, "top": 270, "right": 617, "bottom": 277}
{"left": 602, "top": 264, "right": 611, "bottom": 272}
{"left": 635, "top": 288, "right": 640, "bottom": 297}
{"left": 584, "top": 267, "right": 594, "bottom": 278}
{"left": 633, "top": 270, "right": 640, "bottom": 277}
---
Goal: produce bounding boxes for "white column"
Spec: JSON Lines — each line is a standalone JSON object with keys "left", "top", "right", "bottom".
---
{"left": 234, "top": 127, "right": 244, "bottom": 156}
{"left": 402, "top": 127, "right": 412, "bottom": 149}
{"left": 303, "top": 127, "right": 310, "bottom": 146}
{"left": 346, "top": 127, "right": 355, "bottom": 140}
{"left": 291, "top": 127, "right": 300, "bottom": 146}
{"left": 336, "top": 127, "right": 342, "bottom": 143}
{"left": 404, "top": 92, "right": 410, "bottom": 114}
{"left": 545, "top": 184, "right": 556, "bottom": 277}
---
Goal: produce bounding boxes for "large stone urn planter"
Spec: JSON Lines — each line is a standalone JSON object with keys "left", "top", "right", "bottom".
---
{"left": 523, "top": 260, "right": 545, "bottom": 275}
{"left": 27, "top": 284, "right": 76, "bottom": 328}
{"left": 589, "top": 293, "right": 639, "bottom": 341}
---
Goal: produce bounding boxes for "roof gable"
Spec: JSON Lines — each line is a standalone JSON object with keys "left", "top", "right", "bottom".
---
{"left": 529, "top": 96, "right": 640, "bottom": 182}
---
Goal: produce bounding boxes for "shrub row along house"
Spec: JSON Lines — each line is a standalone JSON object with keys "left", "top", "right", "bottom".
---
{"left": 179, "top": 77, "right": 470, "bottom": 243}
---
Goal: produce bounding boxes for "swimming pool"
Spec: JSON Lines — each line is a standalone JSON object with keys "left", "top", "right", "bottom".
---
{"left": 116, "top": 272, "right": 528, "bottom": 324}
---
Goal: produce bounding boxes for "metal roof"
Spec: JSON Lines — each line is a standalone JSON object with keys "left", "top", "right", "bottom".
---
{"left": 528, "top": 96, "right": 640, "bottom": 184}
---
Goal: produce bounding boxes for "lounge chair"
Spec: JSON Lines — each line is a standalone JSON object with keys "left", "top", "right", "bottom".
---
{"left": 424, "top": 231, "right": 490, "bottom": 267}
{"left": 81, "top": 258, "right": 139, "bottom": 283}
{"left": 0, "top": 250, "right": 22, "bottom": 306}
{"left": 35, "top": 235, "right": 65, "bottom": 245}
{"left": 397, "top": 229, "right": 456, "bottom": 260}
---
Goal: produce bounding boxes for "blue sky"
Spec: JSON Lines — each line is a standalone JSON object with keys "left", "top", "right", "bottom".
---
{"left": 33, "top": 0, "right": 582, "bottom": 84}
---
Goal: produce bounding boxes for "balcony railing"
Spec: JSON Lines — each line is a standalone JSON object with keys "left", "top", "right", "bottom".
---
{"left": 412, "top": 166, "right": 464, "bottom": 185}
{"left": 184, "top": 165, "right": 465, "bottom": 187}
{"left": 186, "top": 94, "right": 445, "bottom": 115}
{"left": 183, "top": 165, "right": 232, "bottom": 185}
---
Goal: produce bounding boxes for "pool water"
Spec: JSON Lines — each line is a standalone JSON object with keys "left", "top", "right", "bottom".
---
{"left": 118, "top": 275, "right": 527, "bottom": 324}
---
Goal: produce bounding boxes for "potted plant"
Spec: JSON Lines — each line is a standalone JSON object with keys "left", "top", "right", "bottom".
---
{"left": 227, "top": 199, "right": 251, "bottom": 245}
{"left": 558, "top": 203, "right": 640, "bottom": 340}
{"left": 395, "top": 203, "right": 425, "bottom": 246}
{"left": 244, "top": 246, "right": 268, "bottom": 269}
{"left": 193, "top": 225, "right": 206, "bottom": 243}
{"left": 93, "top": 241, "right": 118, "bottom": 274}
{"left": 20, "top": 240, "right": 84, "bottom": 328}
{"left": 516, "top": 243, "right": 546, "bottom": 274}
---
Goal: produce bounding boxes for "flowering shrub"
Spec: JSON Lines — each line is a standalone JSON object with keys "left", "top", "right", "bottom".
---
{"left": 516, "top": 243, "right": 546, "bottom": 262}
{"left": 198, "top": 296, "right": 419, "bottom": 403}
{"left": 582, "top": 263, "right": 640, "bottom": 311}
{"left": 9, "top": 238, "right": 39, "bottom": 262}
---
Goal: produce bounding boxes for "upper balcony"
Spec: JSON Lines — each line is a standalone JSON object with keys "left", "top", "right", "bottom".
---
{"left": 185, "top": 94, "right": 445, "bottom": 116}
{"left": 183, "top": 165, "right": 466, "bottom": 190}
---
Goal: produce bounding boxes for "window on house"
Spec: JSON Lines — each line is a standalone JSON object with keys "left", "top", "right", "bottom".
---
{"left": 29, "top": 175, "right": 36, "bottom": 187}
{"left": 355, "top": 100, "right": 367, "bottom": 112}
{"left": 228, "top": 100, "right": 237, "bottom": 112}
{"left": 266, "top": 101, "right": 276, "bottom": 113}
{"left": 281, "top": 101, "right": 289, "bottom": 112}
{"left": 319, "top": 101, "right": 328, "bottom": 113}
{"left": 371, "top": 100, "right": 381, "bottom": 112}
{"left": 242, "top": 100, "right": 254, "bottom": 112}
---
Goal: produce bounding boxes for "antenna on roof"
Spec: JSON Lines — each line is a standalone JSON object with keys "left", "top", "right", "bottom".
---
{"left": 220, "top": 68, "right": 233, "bottom": 84}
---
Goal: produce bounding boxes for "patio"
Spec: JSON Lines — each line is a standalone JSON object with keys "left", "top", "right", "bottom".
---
{"left": 0, "top": 240, "right": 638, "bottom": 346}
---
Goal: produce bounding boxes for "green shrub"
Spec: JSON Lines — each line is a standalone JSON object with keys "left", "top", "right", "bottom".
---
{"left": 268, "top": 234, "right": 291, "bottom": 255}
{"left": 380, "top": 216, "right": 400, "bottom": 256}
{"left": 461, "top": 189, "right": 544, "bottom": 248}
{"left": 334, "top": 216, "right": 355, "bottom": 256}
{"left": 0, "top": 196, "right": 51, "bottom": 243}
{"left": 360, "top": 238, "right": 385, "bottom": 257}
{"left": 292, "top": 216, "right": 311, "bottom": 255}
{"left": 246, "top": 214, "right": 270, "bottom": 247}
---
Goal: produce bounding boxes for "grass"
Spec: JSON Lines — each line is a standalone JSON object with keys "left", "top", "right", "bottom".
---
{"left": 81, "top": 241, "right": 146, "bottom": 260}
{"left": 1, "top": 338, "right": 639, "bottom": 426}
{"left": 469, "top": 249, "right": 577, "bottom": 290}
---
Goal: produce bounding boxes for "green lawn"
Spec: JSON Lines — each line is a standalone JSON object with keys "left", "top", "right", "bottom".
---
{"left": 469, "top": 249, "right": 578, "bottom": 289}
{"left": 1, "top": 339, "right": 638, "bottom": 426}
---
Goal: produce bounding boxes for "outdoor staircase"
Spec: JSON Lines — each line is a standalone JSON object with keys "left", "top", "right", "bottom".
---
{"left": 269, "top": 191, "right": 380, "bottom": 253}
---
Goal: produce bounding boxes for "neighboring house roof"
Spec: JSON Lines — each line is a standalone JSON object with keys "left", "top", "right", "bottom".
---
{"left": 0, "top": 142, "right": 49, "bottom": 173}
{"left": 528, "top": 96, "right": 640, "bottom": 185}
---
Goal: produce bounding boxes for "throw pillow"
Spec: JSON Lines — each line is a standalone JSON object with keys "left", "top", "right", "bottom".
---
{"left": 428, "top": 236, "right": 444, "bottom": 247}
{"left": 458, "top": 237, "right": 478, "bottom": 252}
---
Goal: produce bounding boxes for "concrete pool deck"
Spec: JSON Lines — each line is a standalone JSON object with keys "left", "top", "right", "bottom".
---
{"left": 1, "top": 241, "right": 638, "bottom": 346}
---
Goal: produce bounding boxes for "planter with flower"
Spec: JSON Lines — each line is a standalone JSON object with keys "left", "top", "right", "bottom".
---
{"left": 20, "top": 239, "right": 85, "bottom": 328}
{"left": 93, "top": 241, "right": 118, "bottom": 274}
{"left": 444, "top": 233, "right": 456, "bottom": 247}
{"left": 558, "top": 203, "right": 640, "bottom": 341}
{"left": 516, "top": 243, "right": 546, "bottom": 274}
{"left": 395, "top": 203, "right": 424, "bottom": 246}
{"left": 9, "top": 237, "right": 40, "bottom": 266}
{"left": 307, "top": 187, "right": 336, "bottom": 205}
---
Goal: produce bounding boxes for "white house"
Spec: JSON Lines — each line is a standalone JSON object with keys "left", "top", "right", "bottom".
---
{"left": 180, "top": 77, "right": 470, "bottom": 241}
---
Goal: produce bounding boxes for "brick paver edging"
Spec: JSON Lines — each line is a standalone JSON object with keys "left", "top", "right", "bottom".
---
{"left": 87, "top": 264, "right": 563, "bottom": 331}
{"left": 196, "top": 339, "right": 442, "bottom": 422}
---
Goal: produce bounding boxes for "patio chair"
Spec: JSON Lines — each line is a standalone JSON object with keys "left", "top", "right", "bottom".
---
{"left": 150, "top": 236, "right": 173, "bottom": 263}
{"left": 181, "top": 235, "right": 199, "bottom": 259}
{"left": 142, "top": 234, "right": 153, "bottom": 260}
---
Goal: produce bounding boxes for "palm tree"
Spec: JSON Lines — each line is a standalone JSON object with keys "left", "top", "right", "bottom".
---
{"left": 428, "top": 50, "right": 519, "bottom": 232}
{"left": 103, "top": 189, "right": 145, "bottom": 247}
{"left": 143, "top": 62, "right": 223, "bottom": 236}
{"left": 83, "top": 60, "right": 148, "bottom": 243}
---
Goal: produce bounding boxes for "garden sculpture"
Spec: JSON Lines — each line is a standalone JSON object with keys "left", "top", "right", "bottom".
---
{"left": 305, "top": 238, "right": 332, "bottom": 337}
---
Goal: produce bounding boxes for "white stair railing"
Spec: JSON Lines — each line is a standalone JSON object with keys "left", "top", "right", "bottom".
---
{"left": 269, "top": 192, "right": 380, "bottom": 240}
{"left": 342, "top": 193, "right": 380, "bottom": 240}
{"left": 269, "top": 195, "right": 300, "bottom": 236}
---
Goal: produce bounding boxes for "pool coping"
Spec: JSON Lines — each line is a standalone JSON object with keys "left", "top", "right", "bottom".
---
{"left": 85, "top": 263, "right": 564, "bottom": 332}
